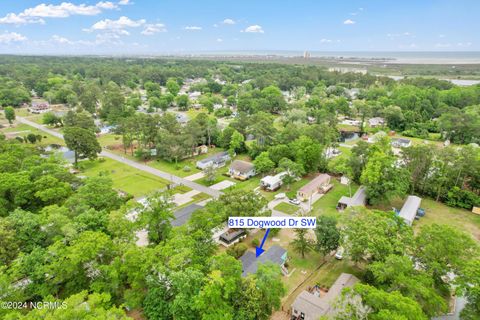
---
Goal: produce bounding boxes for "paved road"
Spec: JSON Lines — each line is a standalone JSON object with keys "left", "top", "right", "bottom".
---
{"left": 17, "top": 117, "right": 222, "bottom": 198}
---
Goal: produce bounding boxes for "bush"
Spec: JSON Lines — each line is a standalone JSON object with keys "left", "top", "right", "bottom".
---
{"left": 251, "top": 238, "right": 260, "bottom": 247}
{"left": 226, "top": 243, "right": 247, "bottom": 259}
{"left": 269, "top": 228, "right": 281, "bottom": 237}
{"left": 183, "top": 165, "right": 191, "bottom": 172}
{"left": 446, "top": 186, "right": 480, "bottom": 210}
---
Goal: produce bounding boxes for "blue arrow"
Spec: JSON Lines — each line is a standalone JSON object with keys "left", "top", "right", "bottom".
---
{"left": 256, "top": 228, "right": 270, "bottom": 258}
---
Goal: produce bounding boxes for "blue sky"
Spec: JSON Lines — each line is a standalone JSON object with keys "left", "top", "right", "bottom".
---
{"left": 0, "top": 0, "right": 478, "bottom": 54}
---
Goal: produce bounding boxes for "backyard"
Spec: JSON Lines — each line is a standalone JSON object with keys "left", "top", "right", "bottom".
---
{"left": 79, "top": 157, "right": 169, "bottom": 197}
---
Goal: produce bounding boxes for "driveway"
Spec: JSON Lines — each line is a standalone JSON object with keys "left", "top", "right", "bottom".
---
{"left": 16, "top": 117, "right": 222, "bottom": 198}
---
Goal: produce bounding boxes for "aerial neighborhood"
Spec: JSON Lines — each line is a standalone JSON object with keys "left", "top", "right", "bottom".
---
{"left": 0, "top": 1, "right": 480, "bottom": 319}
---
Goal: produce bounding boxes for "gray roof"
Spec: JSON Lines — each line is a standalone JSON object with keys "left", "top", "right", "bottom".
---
{"left": 338, "top": 186, "right": 367, "bottom": 207}
{"left": 197, "top": 151, "right": 230, "bottom": 165}
{"left": 172, "top": 204, "right": 202, "bottom": 227}
{"left": 240, "top": 245, "right": 286, "bottom": 277}
{"left": 230, "top": 160, "right": 254, "bottom": 173}
{"left": 291, "top": 273, "right": 359, "bottom": 318}
{"left": 398, "top": 195, "right": 421, "bottom": 226}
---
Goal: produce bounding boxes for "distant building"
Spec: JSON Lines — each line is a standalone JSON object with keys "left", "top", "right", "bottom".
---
{"left": 196, "top": 151, "right": 231, "bottom": 170}
{"left": 391, "top": 138, "right": 412, "bottom": 148}
{"left": 337, "top": 186, "right": 367, "bottom": 210}
{"left": 28, "top": 101, "right": 50, "bottom": 114}
{"left": 368, "top": 117, "right": 385, "bottom": 128}
{"left": 188, "top": 91, "right": 202, "bottom": 101}
{"left": 398, "top": 195, "right": 422, "bottom": 226}
{"left": 175, "top": 113, "right": 189, "bottom": 124}
{"left": 367, "top": 131, "right": 387, "bottom": 143}
{"left": 229, "top": 160, "right": 256, "bottom": 180}
{"left": 324, "top": 147, "right": 341, "bottom": 159}
{"left": 260, "top": 172, "right": 288, "bottom": 191}
{"left": 297, "top": 174, "right": 332, "bottom": 201}
{"left": 240, "top": 245, "right": 287, "bottom": 277}
{"left": 291, "top": 273, "right": 359, "bottom": 320}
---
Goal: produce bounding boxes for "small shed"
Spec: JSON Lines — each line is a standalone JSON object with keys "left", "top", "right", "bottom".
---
{"left": 218, "top": 228, "right": 247, "bottom": 247}
{"left": 297, "top": 174, "right": 332, "bottom": 201}
{"left": 398, "top": 195, "right": 422, "bottom": 226}
{"left": 337, "top": 186, "right": 367, "bottom": 210}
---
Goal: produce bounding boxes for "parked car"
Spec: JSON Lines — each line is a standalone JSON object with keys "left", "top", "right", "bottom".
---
{"left": 289, "top": 198, "right": 301, "bottom": 205}
{"left": 335, "top": 247, "right": 344, "bottom": 260}
{"left": 274, "top": 193, "right": 286, "bottom": 200}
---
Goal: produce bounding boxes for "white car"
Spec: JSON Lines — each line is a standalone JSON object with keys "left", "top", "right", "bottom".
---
{"left": 335, "top": 247, "right": 344, "bottom": 260}
{"left": 274, "top": 193, "right": 286, "bottom": 200}
{"left": 289, "top": 198, "right": 301, "bottom": 205}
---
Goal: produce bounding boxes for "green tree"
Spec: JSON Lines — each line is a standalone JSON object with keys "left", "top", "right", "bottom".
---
{"left": 290, "top": 135, "right": 323, "bottom": 173}
{"left": 4, "top": 106, "right": 15, "bottom": 124}
{"left": 63, "top": 127, "right": 102, "bottom": 165}
{"left": 456, "top": 259, "right": 480, "bottom": 320}
{"left": 277, "top": 157, "right": 305, "bottom": 190}
{"left": 175, "top": 94, "right": 190, "bottom": 110}
{"left": 203, "top": 165, "right": 217, "bottom": 185}
{"left": 254, "top": 262, "right": 286, "bottom": 318}
{"left": 342, "top": 207, "right": 413, "bottom": 264}
{"left": 42, "top": 112, "right": 62, "bottom": 127}
{"left": 414, "top": 224, "right": 478, "bottom": 286}
{"left": 291, "top": 228, "right": 312, "bottom": 258}
{"left": 139, "top": 192, "right": 174, "bottom": 245}
{"left": 229, "top": 130, "right": 244, "bottom": 154}
{"left": 315, "top": 215, "right": 340, "bottom": 258}
{"left": 253, "top": 151, "right": 275, "bottom": 176}
{"left": 167, "top": 78, "right": 180, "bottom": 96}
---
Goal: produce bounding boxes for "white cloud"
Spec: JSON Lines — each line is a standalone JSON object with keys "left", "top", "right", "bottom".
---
{"left": 0, "top": 1, "right": 117, "bottom": 25}
{"left": 243, "top": 25, "right": 264, "bottom": 33}
{"left": 387, "top": 32, "right": 413, "bottom": 39}
{"left": 435, "top": 43, "right": 451, "bottom": 48}
{"left": 320, "top": 38, "right": 333, "bottom": 43}
{"left": 51, "top": 34, "right": 73, "bottom": 44}
{"left": 0, "top": 13, "right": 44, "bottom": 25}
{"left": 141, "top": 23, "right": 167, "bottom": 35}
{"left": 184, "top": 26, "right": 202, "bottom": 31}
{"left": 343, "top": 19, "right": 355, "bottom": 25}
{"left": 457, "top": 42, "right": 472, "bottom": 47}
{"left": 88, "top": 16, "right": 145, "bottom": 31}
{"left": 118, "top": 0, "right": 131, "bottom": 5}
{"left": 217, "top": 38, "right": 223, "bottom": 42}
{"left": 223, "top": 18, "right": 235, "bottom": 25}
{"left": 0, "top": 31, "right": 27, "bottom": 43}
{"left": 438, "top": 34, "right": 445, "bottom": 38}
{"left": 213, "top": 23, "right": 218, "bottom": 28}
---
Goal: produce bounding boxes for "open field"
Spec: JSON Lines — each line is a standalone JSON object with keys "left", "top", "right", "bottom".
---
{"left": 0, "top": 122, "right": 64, "bottom": 145}
{"left": 79, "top": 158, "right": 169, "bottom": 197}
{"left": 312, "top": 179, "right": 359, "bottom": 218}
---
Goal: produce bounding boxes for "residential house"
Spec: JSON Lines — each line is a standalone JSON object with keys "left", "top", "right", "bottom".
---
{"left": 367, "top": 131, "right": 387, "bottom": 143}
{"left": 219, "top": 228, "right": 247, "bottom": 247}
{"left": 175, "top": 113, "right": 189, "bottom": 125}
{"left": 291, "top": 273, "right": 359, "bottom": 320}
{"left": 368, "top": 117, "right": 385, "bottom": 127}
{"left": 297, "top": 174, "right": 332, "bottom": 201}
{"left": 337, "top": 186, "right": 367, "bottom": 210}
{"left": 28, "top": 101, "right": 51, "bottom": 114}
{"left": 260, "top": 172, "right": 288, "bottom": 191}
{"left": 196, "top": 151, "right": 231, "bottom": 170}
{"left": 240, "top": 245, "right": 288, "bottom": 277}
{"left": 398, "top": 195, "right": 422, "bottom": 226}
{"left": 324, "top": 147, "right": 341, "bottom": 159}
{"left": 229, "top": 160, "right": 256, "bottom": 180}
{"left": 391, "top": 138, "right": 412, "bottom": 148}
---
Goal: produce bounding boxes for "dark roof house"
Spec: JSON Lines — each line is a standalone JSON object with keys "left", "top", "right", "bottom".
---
{"left": 240, "top": 245, "right": 287, "bottom": 277}
{"left": 291, "top": 273, "right": 359, "bottom": 320}
{"left": 337, "top": 186, "right": 367, "bottom": 210}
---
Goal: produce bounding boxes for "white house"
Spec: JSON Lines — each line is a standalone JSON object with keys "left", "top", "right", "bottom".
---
{"left": 229, "top": 160, "right": 256, "bottom": 180}
{"left": 260, "top": 172, "right": 288, "bottom": 191}
{"left": 196, "top": 151, "right": 231, "bottom": 170}
{"left": 368, "top": 117, "right": 385, "bottom": 127}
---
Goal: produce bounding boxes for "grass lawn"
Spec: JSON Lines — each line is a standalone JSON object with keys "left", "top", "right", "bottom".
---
{"left": 312, "top": 179, "right": 358, "bottom": 218}
{"left": 175, "top": 192, "right": 211, "bottom": 209}
{"left": 1, "top": 122, "right": 64, "bottom": 145}
{"left": 79, "top": 158, "right": 169, "bottom": 197}
{"left": 274, "top": 202, "right": 300, "bottom": 215}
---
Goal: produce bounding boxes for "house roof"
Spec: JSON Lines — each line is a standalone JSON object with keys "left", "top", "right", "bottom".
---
{"left": 337, "top": 186, "right": 367, "bottom": 207}
{"left": 292, "top": 273, "right": 359, "bottom": 317}
{"left": 261, "top": 172, "right": 287, "bottom": 186}
{"left": 299, "top": 174, "right": 331, "bottom": 194}
{"left": 230, "top": 160, "right": 254, "bottom": 173}
{"left": 240, "top": 245, "right": 286, "bottom": 277}
{"left": 392, "top": 138, "right": 411, "bottom": 145}
{"left": 219, "top": 228, "right": 246, "bottom": 242}
{"left": 197, "top": 151, "right": 230, "bottom": 165}
{"left": 172, "top": 203, "right": 202, "bottom": 227}
{"left": 398, "top": 195, "right": 421, "bottom": 226}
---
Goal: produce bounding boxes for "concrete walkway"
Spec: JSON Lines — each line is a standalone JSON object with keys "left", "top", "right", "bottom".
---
{"left": 16, "top": 117, "right": 222, "bottom": 198}
{"left": 184, "top": 171, "right": 205, "bottom": 181}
